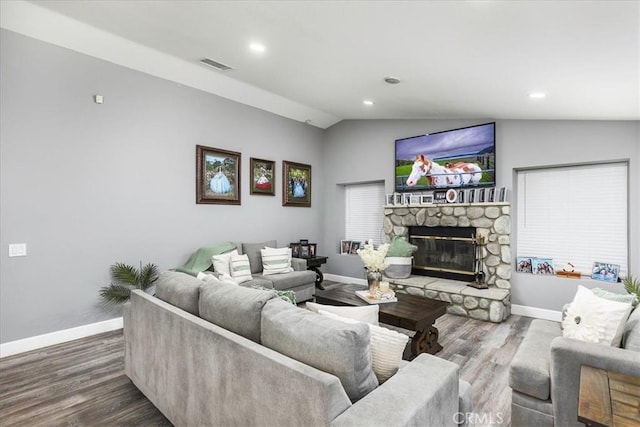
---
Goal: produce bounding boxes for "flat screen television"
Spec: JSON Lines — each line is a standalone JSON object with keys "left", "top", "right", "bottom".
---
{"left": 395, "top": 122, "right": 495, "bottom": 192}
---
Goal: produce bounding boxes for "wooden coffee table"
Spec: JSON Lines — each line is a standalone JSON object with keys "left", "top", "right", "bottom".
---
{"left": 315, "top": 283, "right": 449, "bottom": 360}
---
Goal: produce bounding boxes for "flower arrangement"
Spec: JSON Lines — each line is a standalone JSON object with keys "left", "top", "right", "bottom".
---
{"left": 357, "top": 242, "right": 390, "bottom": 273}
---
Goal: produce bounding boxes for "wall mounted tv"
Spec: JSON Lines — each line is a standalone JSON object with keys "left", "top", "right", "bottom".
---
{"left": 395, "top": 122, "right": 495, "bottom": 192}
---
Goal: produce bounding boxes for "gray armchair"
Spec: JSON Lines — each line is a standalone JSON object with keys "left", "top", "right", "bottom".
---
{"left": 509, "top": 307, "right": 640, "bottom": 426}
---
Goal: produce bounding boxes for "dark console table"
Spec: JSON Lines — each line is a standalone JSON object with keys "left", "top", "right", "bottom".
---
{"left": 300, "top": 256, "right": 328, "bottom": 289}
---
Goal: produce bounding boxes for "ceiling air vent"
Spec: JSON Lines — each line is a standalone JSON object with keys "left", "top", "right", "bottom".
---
{"left": 200, "top": 58, "right": 233, "bottom": 71}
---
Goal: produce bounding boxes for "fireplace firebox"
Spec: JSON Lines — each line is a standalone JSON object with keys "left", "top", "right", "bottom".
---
{"left": 409, "top": 226, "right": 478, "bottom": 282}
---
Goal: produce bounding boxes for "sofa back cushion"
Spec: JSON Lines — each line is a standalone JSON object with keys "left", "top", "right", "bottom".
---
{"left": 241, "top": 241, "right": 277, "bottom": 274}
{"left": 199, "top": 281, "right": 276, "bottom": 343}
{"left": 621, "top": 307, "right": 640, "bottom": 352}
{"left": 155, "top": 271, "right": 202, "bottom": 316}
{"left": 261, "top": 298, "right": 378, "bottom": 402}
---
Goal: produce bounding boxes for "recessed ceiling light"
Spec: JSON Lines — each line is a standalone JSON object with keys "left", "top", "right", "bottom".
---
{"left": 363, "top": 100, "right": 375, "bottom": 106}
{"left": 384, "top": 76, "right": 401, "bottom": 84}
{"left": 529, "top": 92, "right": 546, "bottom": 99}
{"left": 249, "top": 42, "right": 266, "bottom": 53}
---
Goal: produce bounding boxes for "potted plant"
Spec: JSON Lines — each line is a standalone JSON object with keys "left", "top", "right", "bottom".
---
{"left": 99, "top": 262, "right": 159, "bottom": 305}
{"left": 384, "top": 236, "right": 418, "bottom": 279}
{"left": 622, "top": 274, "right": 640, "bottom": 305}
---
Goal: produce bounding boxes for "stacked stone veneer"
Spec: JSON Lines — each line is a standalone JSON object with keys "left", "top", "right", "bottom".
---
{"left": 383, "top": 203, "right": 511, "bottom": 323}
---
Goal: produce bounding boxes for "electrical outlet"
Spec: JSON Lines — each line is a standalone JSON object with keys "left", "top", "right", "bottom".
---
{"left": 9, "top": 243, "right": 27, "bottom": 257}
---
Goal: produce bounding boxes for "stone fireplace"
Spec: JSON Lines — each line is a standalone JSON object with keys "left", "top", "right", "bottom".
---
{"left": 383, "top": 203, "right": 511, "bottom": 322}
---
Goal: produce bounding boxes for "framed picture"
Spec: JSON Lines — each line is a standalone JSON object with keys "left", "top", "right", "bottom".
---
{"left": 300, "top": 245, "right": 310, "bottom": 258}
{"left": 196, "top": 145, "right": 241, "bottom": 205}
{"left": 289, "top": 243, "right": 301, "bottom": 258}
{"left": 468, "top": 189, "right": 475, "bottom": 203}
{"left": 488, "top": 187, "right": 496, "bottom": 203}
{"left": 516, "top": 257, "right": 533, "bottom": 273}
{"left": 532, "top": 258, "right": 555, "bottom": 275}
{"left": 299, "top": 239, "right": 309, "bottom": 245}
{"left": 385, "top": 194, "right": 395, "bottom": 205}
{"left": 309, "top": 243, "right": 317, "bottom": 257}
{"left": 434, "top": 190, "right": 447, "bottom": 204}
{"left": 403, "top": 193, "right": 412, "bottom": 205}
{"left": 478, "top": 188, "right": 486, "bottom": 203}
{"left": 249, "top": 158, "right": 275, "bottom": 196}
{"left": 349, "top": 241, "right": 361, "bottom": 254}
{"left": 591, "top": 262, "right": 620, "bottom": 283}
{"left": 498, "top": 186, "right": 507, "bottom": 202}
{"left": 446, "top": 189, "right": 458, "bottom": 203}
{"left": 340, "top": 240, "right": 351, "bottom": 254}
{"left": 282, "top": 161, "right": 311, "bottom": 207}
{"left": 420, "top": 194, "right": 434, "bottom": 204}
{"left": 410, "top": 194, "right": 421, "bottom": 205}
{"left": 458, "top": 190, "right": 465, "bottom": 203}
{"left": 393, "top": 193, "right": 403, "bottom": 205}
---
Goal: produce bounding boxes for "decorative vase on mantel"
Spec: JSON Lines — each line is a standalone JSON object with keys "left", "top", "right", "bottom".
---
{"left": 366, "top": 269, "right": 382, "bottom": 296}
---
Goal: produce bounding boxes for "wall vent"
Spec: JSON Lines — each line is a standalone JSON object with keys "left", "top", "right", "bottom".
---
{"left": 199, "top": 58, "right": 233, "bottom": 71}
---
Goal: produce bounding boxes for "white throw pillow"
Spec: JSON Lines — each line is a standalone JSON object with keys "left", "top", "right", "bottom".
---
{"left": 306, "top": 301, "right": 379, "bottom": 325}
{"left": 317, "top": 309, "right": 408, "bottom": 383}
{"left": 211, "top": 249, "right": 238, "bottom": 276}
{"left": 196, "top": 271, "right": 221, "bottom": 283}
{"left": 230, "top": 253, "right": 253, "bottom": 284}
{"left": 562, "top": 285, "right": 632, "bottom": 346}
{"left": 261, "top": 247, "right": 294, "bottom": 275}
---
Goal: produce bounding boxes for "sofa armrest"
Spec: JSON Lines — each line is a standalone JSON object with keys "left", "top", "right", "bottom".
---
{"left": 550, "top": 336, "right": 640, "bottom": 426}
{"left": 291, "top": 258, "right": 307, "bottom": 271}
{"left": 330, "top": 353, "right": 460, "bottom": 427}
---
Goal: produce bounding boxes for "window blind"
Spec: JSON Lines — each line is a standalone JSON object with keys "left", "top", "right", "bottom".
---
{"left": 345, "top": 182, "right": 385, "bottom": 246}
{"left": 516, "top": 162, "right": 628, "bottom": 277}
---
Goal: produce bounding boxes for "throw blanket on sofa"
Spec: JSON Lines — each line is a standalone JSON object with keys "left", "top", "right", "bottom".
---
{"left": 175, "top": 241, "right": 238, "bottom": 276}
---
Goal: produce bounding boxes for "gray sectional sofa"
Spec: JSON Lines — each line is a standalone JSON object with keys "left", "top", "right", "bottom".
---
{"left": 509, "top": 307, "right": 640, "bottom": 426}
{"left": 124, "top": 272, "right": 471, "bottom": 426}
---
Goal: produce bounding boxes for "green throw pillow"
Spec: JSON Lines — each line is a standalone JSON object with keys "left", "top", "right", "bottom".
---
{"left": 251, "top": 285, "right": 296, "bottom": 305}
{"left": 386, "top": 236, "right": 418, "bottom": 257}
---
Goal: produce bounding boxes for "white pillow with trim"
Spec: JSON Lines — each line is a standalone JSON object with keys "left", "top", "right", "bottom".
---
{"left": 230, "top": 253, "right": 253, "bottom": 284}
{"left": 317, "top": 309, "right": 408, "bottom": 383}
{"left": 211, "top": 249, "right": 238, "bottom": 276}
{"left": 562, "top": 285, "right": 632, "bottom": 346}
{"left": 261, "top": 247, "right": 294, "bottom": 275}
{"left": 306, "top": 301, "right": 379, "bottom": 325}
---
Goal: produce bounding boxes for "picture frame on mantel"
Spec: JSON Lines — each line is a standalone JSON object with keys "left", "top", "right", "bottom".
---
{"left": 250, "top": 157, "right": 275, "bottom": 196}
{"left": 282, "top": 160, "right": 311, "bottom": 207}
{"left": 196, "top": 145, "right": 241, "bottom": 205}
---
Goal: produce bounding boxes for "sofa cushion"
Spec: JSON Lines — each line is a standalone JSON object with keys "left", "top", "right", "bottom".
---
{"left": 261, "top": 298, "right": 378, "bottom": 402}
{"left": 261, "top": 247, "right": 294, "bottom": 275}
{"left": 621, "top": 307, "right": 640, "bottom": 351}
{"left": 242, "top": 240, "right": 277, "bottom": 274}
{"left": 155, "top": 271, "right": 202, "bottom": 316}
{"left": 199, "top": 281, "right": 276, "bottom": 343}
{"left": 306, "top": 302, "right": 379, "bottom": 325}
{"left": 230, "top": 253, "right": 253, "bottom": 284}
{"left": 255, "top": 270, "right": 316, "bottom": 291}
{"left": 509, "top": 319, "right": 561, "bottom": 401}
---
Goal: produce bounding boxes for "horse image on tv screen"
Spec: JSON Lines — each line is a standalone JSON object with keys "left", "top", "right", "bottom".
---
{"left": 395, "top": 123, "right": 495, "bottom": 191}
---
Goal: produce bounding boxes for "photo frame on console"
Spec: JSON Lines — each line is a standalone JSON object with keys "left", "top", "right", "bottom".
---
{"left": 340, "top": 240, "right": 352, "bottom": 254}
{"left": 196, "top": 145, "right": 241, "bottom": 205}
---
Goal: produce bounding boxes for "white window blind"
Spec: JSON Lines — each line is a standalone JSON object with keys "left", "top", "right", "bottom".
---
{"left": 516, "top": 162, "right": 628, "bottom": 277}
{"left": 345, "top": 182, "right": 385, "bottom": 246}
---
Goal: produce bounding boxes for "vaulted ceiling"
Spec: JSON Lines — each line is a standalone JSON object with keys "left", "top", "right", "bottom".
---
{"left": 4, "top": 1, "right": 639, "bottom": 128}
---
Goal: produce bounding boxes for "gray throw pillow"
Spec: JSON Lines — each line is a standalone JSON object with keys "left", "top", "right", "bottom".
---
{"left": 199, "top": 281, "right": 276, "bottom": 343}
{"left": 621, "top": 307, "right": 640, "bottom": 351}
{"left": 261, "top": 298, "right": 378, "bottom": 402}
{"left": 242, "top": 241, "right": 277, "bottom": 274}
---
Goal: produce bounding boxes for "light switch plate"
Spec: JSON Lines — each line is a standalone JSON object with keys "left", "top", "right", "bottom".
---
{"left": 9, "top": 243, "right": 27, "bottom": 257}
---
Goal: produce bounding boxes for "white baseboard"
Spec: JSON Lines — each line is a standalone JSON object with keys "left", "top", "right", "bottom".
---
{"left": 324, "top": 274, "right": 562, "bottom": 322}
{"left": 0, "top": 317, "right": 123, "bottom": 358}
{"left": 511, "top": 305, "right": 562, "bottom": 322}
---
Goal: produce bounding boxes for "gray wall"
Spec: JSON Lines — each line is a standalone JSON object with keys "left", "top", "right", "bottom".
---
{"left": 322, "top": 119, "right": 639, "bottom": 311}
{"left": 0, "top": 30, "right": 325, "bottom": 343}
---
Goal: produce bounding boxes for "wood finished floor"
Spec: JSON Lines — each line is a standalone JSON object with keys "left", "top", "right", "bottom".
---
{"left": 0, "top": 281, "right": 532, "bottom": 427}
